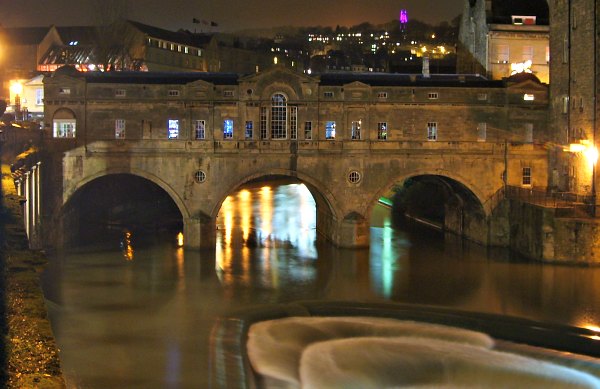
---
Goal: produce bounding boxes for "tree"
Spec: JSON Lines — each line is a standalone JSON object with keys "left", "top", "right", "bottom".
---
{"left": 91, "top": 0, "right": 139, "bottom": 71}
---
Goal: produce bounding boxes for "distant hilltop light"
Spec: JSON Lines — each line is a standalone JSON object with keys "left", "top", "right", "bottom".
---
{"left": 400, "top": 9, "right": 408, "bottom": 24}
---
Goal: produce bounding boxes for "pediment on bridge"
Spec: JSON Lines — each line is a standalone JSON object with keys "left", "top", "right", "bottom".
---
{"left": 342, "top": 81, "right": 371, "bottom": 90}
{"left": 187, "top": 78, "right": 217, "bottom": 90}
{"left": 240, "top": 66, "right": 316, "bottom": 85}
{"left": 240, "top": 66, "right": 317, "bottom": 101}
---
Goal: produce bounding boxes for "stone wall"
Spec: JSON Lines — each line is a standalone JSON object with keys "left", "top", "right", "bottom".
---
{"left": 509, "top": 199, "right": 600, "bottom": 264}
{"left": 0, "top": 163, "right": 64, "bottom": 387}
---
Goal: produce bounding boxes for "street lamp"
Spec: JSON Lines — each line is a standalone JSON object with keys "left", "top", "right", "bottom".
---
{"left": 9, "top": 80, "right": 23, "bottom": 115}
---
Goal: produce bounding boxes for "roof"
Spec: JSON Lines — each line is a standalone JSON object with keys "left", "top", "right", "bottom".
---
{"left": 82, "top": 71, "right": 240, "bottom": 85}
{"left": 317, "top": 73, "right": 504, "bottom": 88}
{"left": 488, "top": 0, "right": 549, "bottom": 25}
{"left": 60, "top": 68, "right": 504, "bottom": 88}
{"left": 127, "top": 20, "right": 214, "bottom": 48}
{"left": 55, "top": 26, "right": 98, "bottom": 45}
{"left": 0, "top": 27, "right": 50, "bottom": 45}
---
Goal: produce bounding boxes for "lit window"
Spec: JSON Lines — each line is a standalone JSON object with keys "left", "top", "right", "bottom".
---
{"left": 428, "top": 92, "right": 439, "bottom": 99}
{"left": 427, "top": 122, "right": 437, "bottom": 141}
{"left": 377, "top": 122, "right": 388, "bottom": 140}
{"left": 304, "top": 121, "right": 312, "bottom": 140}
{"left": 53, "top": 119, "right": 76, "bottom": 138}
{"left": 377, "top": 92, "right": 388, "bottom": 99}
{"left": 115, "top": 119, "right": 126, "bottom": 139}
{"left": 223, "top": 119, "right": 234, "bottom": 139}
{"left": 522, "top": 167, "right": 532, "bottom": 186}
{"left": 351, "top": 120, "right": 361, "bottom": 140}
{"left": 245, "top": 121, "right": 253, "bottom": 139}
{"left": 115, "top": 89, "right": 126, "bottom": 97}
{"left": 195, "top": 120, "right": 205, "bottom": 140}
{"left": 325, "top": 121, "right": 336, "bottom": 139}
{"left": 168, "top": 119, "right": 179, "bottom": 139}
{"left": 477, "top": 122, "right": 486, "bottom": 142}
{"left": 35, "top": 89, "right": 44, "bottom": 105}
{"left": 168, "top": 90, "right": 180, "bottom": 97}
{"left": 59, "top": 87, "right": 71, "bottom": 95}
{"left": 523, "top": 94, "right": 535, "bottom": 101}
{"left": 477, "top": 93, "right": 488, "bottom": 101}
{"left": 271, "top": 93, "right": 287, "bottom": 139}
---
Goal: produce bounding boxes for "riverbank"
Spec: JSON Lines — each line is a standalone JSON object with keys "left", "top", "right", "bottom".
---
{"left": 0, "top": 163, "right": 64, "bottom": 388}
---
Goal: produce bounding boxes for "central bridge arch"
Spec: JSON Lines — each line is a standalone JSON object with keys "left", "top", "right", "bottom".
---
{"left": 212, "top": 168, "right": 344, "bottom": 247}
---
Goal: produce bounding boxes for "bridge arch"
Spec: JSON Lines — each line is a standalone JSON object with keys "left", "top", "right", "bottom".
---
{"left": 63, "top": 168, "right": 191, "bottom": 220}
{"left": 211, "top": 168, "right": 345, "bottom": 246}
{"left": 370, "top": 168, "right": 490, "bottom": 218}
{"left": 368, "top": 168, "right": 498, "bottom": 245}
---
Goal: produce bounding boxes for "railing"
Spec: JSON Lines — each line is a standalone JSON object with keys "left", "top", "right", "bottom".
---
{"left": 505, "top": 185, "right": 595, "bottom": 216}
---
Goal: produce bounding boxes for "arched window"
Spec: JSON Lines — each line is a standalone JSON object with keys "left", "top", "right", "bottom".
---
{"left": 52, "top": 108, "right": 77, "bottom": 138}
{"left": 271, "top": 93, "right": 287, "bottom": 139}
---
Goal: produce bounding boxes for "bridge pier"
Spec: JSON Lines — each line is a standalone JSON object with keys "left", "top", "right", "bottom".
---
{"left": 317, "top": 212, "right": 370, "bottom": 249}
{"left": 184, "top": 216, "right": 216, "bottom": 249}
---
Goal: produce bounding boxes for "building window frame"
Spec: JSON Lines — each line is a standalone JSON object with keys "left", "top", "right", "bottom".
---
{"left": 522, "top": 167, "right": 532, "bottom": 186}
{"left": 245, "top": 121, "right": 253, "bottom": 139}
{"left": 427, "top": 121, "right": 437, "bottom": 141}
{"left": 477, "top": 122, "right": 486, "bottom": 142}
{"left": 53, "top": 119, "right": 76, "bottom": 138}
{"left": 194, "top": 120, "right": 206, "bottom": 140}
{"left": 377, "top": 122, "right": 388, "bottom": 140}
{"left": 428, "top": 92, "right": 439, "bottom": 100}
{"left": 325, "top": 121, "right": 336, "bottom": 140}
{"left": 115, "top": 119, "right": 126, "bottom": 139}
{"left": 260, "top": 107, "right": 268, "bottom": 139}
{"left": 304, "top": 121, "right": 312, "bottom": 140}
{"left": 35, "top": 89, "right": 44, "bottom": 105}
{"left": 223, "top": 119, "right": 234, "bottom": 139}
{"left": 271, "top": 93, "right": 287, "bottom": 139}
{"left": 351, "top": 120, "right": 362, "bottom": 140}
{"left": 168, "top": 119, "right": 180, "bottom": 139}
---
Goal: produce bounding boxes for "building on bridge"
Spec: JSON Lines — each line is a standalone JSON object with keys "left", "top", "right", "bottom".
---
{"left": 30, "top": 65, "right": 550, "bottom": 252}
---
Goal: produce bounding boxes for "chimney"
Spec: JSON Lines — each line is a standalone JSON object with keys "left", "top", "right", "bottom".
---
{"left": 422, "top": 57, "right": 430, "bottom": 78}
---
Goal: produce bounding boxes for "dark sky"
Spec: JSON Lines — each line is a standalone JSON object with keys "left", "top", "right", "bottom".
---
{"left": 2, "top": 0, "right": 464, "bottom": 32}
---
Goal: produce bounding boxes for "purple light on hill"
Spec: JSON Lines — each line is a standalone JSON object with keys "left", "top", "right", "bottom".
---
{"left": 400, "top": 9, "right": 408, "bottom": 24}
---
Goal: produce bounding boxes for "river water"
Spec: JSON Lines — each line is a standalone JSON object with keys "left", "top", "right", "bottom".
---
{"left": 41, "top": 182, "right": 600, "bottom": 388}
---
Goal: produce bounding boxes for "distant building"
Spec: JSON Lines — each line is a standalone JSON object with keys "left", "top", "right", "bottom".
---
{"left": 457, "top": 0, "right": 549, "bottom": 83}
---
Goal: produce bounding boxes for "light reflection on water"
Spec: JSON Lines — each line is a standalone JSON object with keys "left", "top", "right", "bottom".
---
{"left": 42, "top": 182, "right": 600, "bottom": 388}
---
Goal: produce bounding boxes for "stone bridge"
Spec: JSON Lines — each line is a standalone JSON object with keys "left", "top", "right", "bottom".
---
{"left": 43, "top": 138, "right": 546, "bottom": 249}
{"left": 20, "top": 67, "right": 550, "bottom": 250}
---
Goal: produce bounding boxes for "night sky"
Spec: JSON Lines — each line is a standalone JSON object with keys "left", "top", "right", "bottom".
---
{"left": 3, "top": 0, "right": 464, "bottom": 32}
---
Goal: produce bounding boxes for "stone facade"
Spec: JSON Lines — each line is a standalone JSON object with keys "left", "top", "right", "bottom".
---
{"left": 548, "top": 0, "right": 599, "bottom": 196}
{"left": 37, "top": 66, "right": 549, "bottom": 249}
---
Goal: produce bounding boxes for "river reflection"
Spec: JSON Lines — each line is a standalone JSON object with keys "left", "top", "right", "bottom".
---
{"left": 42, "top": 182, "right": 600, "bottom": 388}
